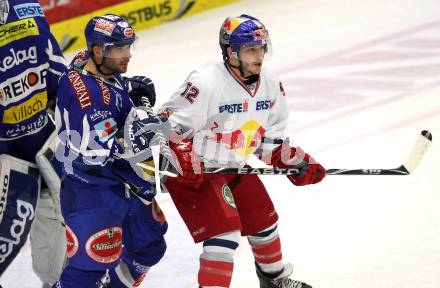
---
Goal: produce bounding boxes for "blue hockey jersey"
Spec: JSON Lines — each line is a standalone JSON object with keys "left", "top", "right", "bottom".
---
{"left": 0, "top": 0, "right": 65, "bottom": 140}
{"left": 56, "top": 61, "right": 156, "bottom": 200}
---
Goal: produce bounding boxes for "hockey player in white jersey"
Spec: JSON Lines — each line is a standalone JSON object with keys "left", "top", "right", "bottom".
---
{"left": 159, "top": 14, "right": 326, "bottom": 288}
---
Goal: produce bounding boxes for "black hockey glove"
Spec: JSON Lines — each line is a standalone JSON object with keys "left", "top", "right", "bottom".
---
{"left": 127, "top": 114, "right": 169, "bottom": 153}
{"left": 124, "top": 76, "right": 156, "bottom": 107}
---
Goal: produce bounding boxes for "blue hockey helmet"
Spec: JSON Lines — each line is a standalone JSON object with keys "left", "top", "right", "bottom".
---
{"left": 219, "top": 14, "right": 271, "bottom": 60}
{"left": 84, "top": 14, "right": 136, "bottom": 55}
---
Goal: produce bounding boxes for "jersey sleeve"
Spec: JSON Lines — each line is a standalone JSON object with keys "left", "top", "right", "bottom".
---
{"left": 45, "top": 34, "right": 67, "bottom": 105}
{"left": 159, "top": 69, "right": 211, "bottom": 135}
{"left": 38, "top": 10, "right": 67, "bottom": 107}
{"left": 259, "top": 79, "right": 290, "bottom": 155}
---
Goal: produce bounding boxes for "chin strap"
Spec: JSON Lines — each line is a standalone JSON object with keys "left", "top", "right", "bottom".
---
{"left": 91, "top": 54, "right": 114, "bottom": 76}
{"left": 227, "top": 59, "right": 260, "bottom": 84}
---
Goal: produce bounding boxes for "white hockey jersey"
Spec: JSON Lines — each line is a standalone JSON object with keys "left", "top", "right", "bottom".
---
{"left": 160, "top": 61, "right": 289, "bottom": 167}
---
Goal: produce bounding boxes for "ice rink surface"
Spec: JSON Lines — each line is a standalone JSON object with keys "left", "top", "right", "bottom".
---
{"left": 2, "top": 0, "right": 440, "bottom": 287}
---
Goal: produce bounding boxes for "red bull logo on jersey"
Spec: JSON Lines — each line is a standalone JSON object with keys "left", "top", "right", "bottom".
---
{"left": 219, "top": 100, "right": 249, "bottom": 114}
{"left": 212, "top": 119, "right": 265, "bottom": 157}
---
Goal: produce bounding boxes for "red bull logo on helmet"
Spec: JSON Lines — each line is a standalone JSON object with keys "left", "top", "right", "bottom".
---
{"left": 252, "top": 28, "right": 268, "bottom": 41}
{"left": 223, "top": 17, "right": 247, "bottom": 33}
{"left": 212, "top": 120, "right": 265, "bottom": 157}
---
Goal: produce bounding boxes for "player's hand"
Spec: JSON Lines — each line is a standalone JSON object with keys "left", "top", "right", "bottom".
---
{"left": 127, "top": 114, "right": 168, "bottom": 153}
{"left": 271, "top": 145, "right": 325, "bottom": 186}
{"left": 169, "top": 137, "right": 204, "bottom": 188}
{"left": 124, "top": 76, "right": 156, "bottom": 107}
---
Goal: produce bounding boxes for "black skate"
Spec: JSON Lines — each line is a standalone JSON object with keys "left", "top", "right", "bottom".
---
{"left": 256, "top": 263, "right": 312, "bottom": 288}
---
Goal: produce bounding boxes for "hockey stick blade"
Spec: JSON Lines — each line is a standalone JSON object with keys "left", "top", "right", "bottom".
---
{"left": 326, "top": 130, "right": 432, "bottom": 175}
{"left": 203, "top": 130, "right": 432, "bottom": 176}
{"left": 401, "top": 129, "right": 432, "bottom": 173}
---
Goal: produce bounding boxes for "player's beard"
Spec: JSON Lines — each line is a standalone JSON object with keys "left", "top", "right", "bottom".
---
{"left": 102, "top": 57, "right": 130, "bottom": 74}
{"left": 240, "top": 60, "right": 263, "bottom": 78}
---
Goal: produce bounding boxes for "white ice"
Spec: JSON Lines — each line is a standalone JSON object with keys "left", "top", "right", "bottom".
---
{"left": 2, "top": 0, "right": 440, "bottom": 287}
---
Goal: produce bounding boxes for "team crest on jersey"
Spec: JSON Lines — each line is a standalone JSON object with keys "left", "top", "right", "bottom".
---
{"left": 221, "top": 185, "right": 236, "bottom": 209}
{"left": 85, "top": 227, "right": 123, "bottom": 264}
{"left": 0, "top": 0, "right": 9, "bottom": 25}
{"left": 94, "top": 117, "right": 117, "bottom": 143}
{"left": 65, "top": 225, "right": 79, "bottom": 258}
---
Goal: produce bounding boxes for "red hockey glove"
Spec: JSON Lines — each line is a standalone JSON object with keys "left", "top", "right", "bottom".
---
{"left": 270, "top": 145, "right": 326, "bottom": 186}
{"left": 169, "top": 138, "right": 204, "bottom": 188}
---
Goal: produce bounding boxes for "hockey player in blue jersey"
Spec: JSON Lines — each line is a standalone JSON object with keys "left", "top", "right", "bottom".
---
{"left": 54, "top": 14, "right": 167, "bottom": 288}
{"left": 0, "top": 0, "right": 67, "bottom": 286}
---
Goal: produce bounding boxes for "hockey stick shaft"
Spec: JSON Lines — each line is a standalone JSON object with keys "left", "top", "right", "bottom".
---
{"left": 139, "top": 96, "right": 177, "bottom": 177}
{"left": 140, "top": 97, "right": 172, "bottom": 159}
{"left": 203, "top": 167, "right": 409, "bottom": 175}
{"left": 136, "top": 162, "right": 177, "bottom": 177}
{"left": 203, "top": 130, "right": 432, "bottom": 176}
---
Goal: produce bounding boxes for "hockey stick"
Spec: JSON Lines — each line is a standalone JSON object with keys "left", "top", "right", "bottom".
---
{"left": 137, "top": 95, "right": 177, "bottom": 178}
{"left": 135, "top": 162, "right": 177, "bottom": 177}
{"left": 203, "top": 130, "right": 432, "bottom": 176}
